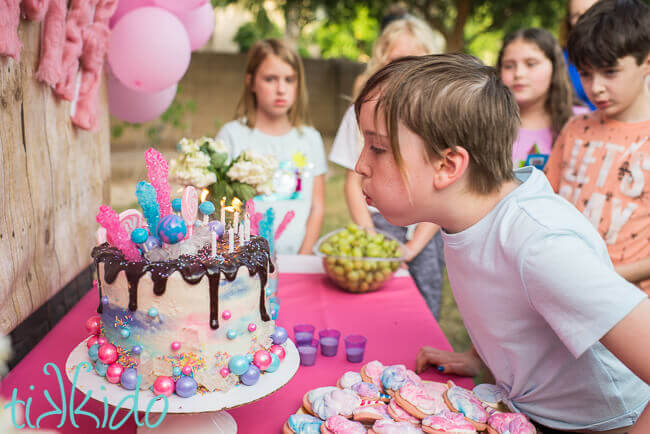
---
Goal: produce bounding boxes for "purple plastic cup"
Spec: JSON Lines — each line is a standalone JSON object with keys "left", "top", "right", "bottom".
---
{"left": 318, "top": 329, "right": 341, "bottom": 357}
{"left": 344, "top": 334, "right": 367, "bottom": 363}
{"left": 294, "top": 324, "right": 315, "bottom": 346}
{"left": 298, "top": 339, "right": 319, "bottom": 366}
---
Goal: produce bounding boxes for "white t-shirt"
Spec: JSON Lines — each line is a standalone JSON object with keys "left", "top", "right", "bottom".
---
{"left": 217, "top": 120, "right": 327, "bottom": 254}
{"left": 442, "top": 167, "right": 649, "bottom": 431}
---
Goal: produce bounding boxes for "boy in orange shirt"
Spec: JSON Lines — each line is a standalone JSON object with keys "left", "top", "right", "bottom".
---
{"left": 546, "top": 0, "right": 650, "bottom": 293}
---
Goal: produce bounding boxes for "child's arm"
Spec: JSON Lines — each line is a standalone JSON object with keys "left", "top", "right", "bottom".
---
{"left": 344, "top": 170, "right": 375, "bottom": 230}
{"left": 600, "top": 299, "right": 650, "bottom": 433}
{"left": 298, "top": 174, "right": 325, "bottom": 255}
{"left": 615, "top": 257, "right": 650, "bottom": 285}
{"left": 404, "top": 223, "right": 439, "bottom": 262}
{"left": 415, "top": 345, "right": 484, "bottom": 377}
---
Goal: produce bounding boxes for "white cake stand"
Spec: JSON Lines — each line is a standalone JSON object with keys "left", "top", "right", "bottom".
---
{"left": 65, "top": 338, "right": 299, "bottom": 433}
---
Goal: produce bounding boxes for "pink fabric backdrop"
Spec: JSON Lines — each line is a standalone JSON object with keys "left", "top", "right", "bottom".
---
{"left": 1, "top": 271, "right": 473, "bottom": 433}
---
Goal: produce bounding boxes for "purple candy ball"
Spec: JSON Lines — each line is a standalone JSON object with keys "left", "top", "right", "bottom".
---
{"left": 271, "top": 326, "right": 288, "bottom": 345}
{"left": 240, "top": 365, "right": 260, "bottom": 386}
{"left": 157, "top": 215, "right": 187, "bottom": 244}
{"left": 175, "top": 376, "right": 198, "bottom": 398}
{"left": 120, "top": 368, "right": 138, "bottom": 390}
{"left": 143, "top": 235, "right": 162, "bottom": 251}
{"left": 208, "top": 220, "right": 225, "bottom": 237}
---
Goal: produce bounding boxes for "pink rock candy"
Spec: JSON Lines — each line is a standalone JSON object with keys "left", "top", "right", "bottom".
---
{"left": 145, "top": 148, "right": 172, "bottom": 218}
{"left": 96, "top": 205, "right": 141, "bottom": 261}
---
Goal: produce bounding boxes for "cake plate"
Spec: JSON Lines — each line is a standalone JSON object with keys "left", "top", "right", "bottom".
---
{"left": 65, "top": 338, "right": 299, "bottom": 433}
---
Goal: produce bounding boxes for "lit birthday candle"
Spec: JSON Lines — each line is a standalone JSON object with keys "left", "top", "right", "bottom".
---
{"left": 244, "top": 213, "right": 250, "bottom": 241}
{"left": 239, "top": 223, "right": 245, "bottom": 246}
{"left": 220, "top": 197, "right": 226, "bottom": 225}
{"left": 228, "top": 228, "right": 234, "bottom": 253}
{"left": 233, "top": 211, "right": 239, "bottom": 231}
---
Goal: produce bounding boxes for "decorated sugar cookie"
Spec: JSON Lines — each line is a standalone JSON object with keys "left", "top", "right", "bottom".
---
{"left": 387, "top": 399, "right": 421, "bottom": 426}
{"left": 369, "top": 418, "right": 425, "bottom": 433}
{"left": 421, "top": 410, "right": 477, "bottom": 434}
{"left": 284, "top": 413, "right": 324, "bottom": 434}
{"left": 394, "top": 381, "right": 448, "bottom": 419}
{"left": 320, "top": 415, "right": 367, "bottom": 434}
{"left": 486, "top": 412, "right": 536, "bottom": 434}
{"left": 442, "top": 382, "right": 488, "bottom": 431}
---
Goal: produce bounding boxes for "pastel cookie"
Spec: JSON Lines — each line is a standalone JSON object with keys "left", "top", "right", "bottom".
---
{"left": 381, "top": 365, "right": 409, "bottom": 396}
{"left": 369, "top": 419, "right": 425, "bottom": 433}
{"left": 486, "top": 412, "right": 536, "bottom": 434}
{"left": 442, "top": 382, "right": 488, "bottom": 431}
{"left": 338, "top": 371, "right": 363, "bottom": 389}
{"left": 472, "top": 384, "right": 507, "bottom": 409}
{"left": 421, "top": 410, "right": 477, "bottom": 434}
{"left": 304, "top": 387, "right": 342, "bottom": 416}
{"left": 387, "top": 399, "right": 421, "bottom": 425}
{"left": 320, "top": 415, "right": 367, "bottom": 434}
{"left": 311, "top": 388, "right": 363, "bottom": 420}
{"left": 284, "top": 414, "right": 324, "bottom": 434}
{"left": 405, "top": 370, "right": 424, "bottom": 387}
{"left": 352, "top": 381, "right": 384, "bottom": 402}
{"left": 394, "top": 382, "right": 448, "bottom": 419}
{"left": 353, "top": 402, "right": 391, "bottom": 424}
{"left": 361, "top": 361, "right": 385, "bottom": 390}
{"left": 422, "top": 382, "right": 448, "bottom": 400}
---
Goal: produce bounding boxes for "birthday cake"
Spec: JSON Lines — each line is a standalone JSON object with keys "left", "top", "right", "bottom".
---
{"left": 83, "top": 148, "right": 289, "bottom": 398}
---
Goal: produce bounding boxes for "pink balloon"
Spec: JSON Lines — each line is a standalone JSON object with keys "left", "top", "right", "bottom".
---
{"left": 107, "top": 69, "right": 177, "bottom": 123}
{"left": 108, "top": 7, "right": 190, "bottom": 92}
{"left": 154, "top": 0, "right": 207, "bottom": 13}
{"left": 109, "top": 0, "right": 154, "bottom": 28}
{"left": 176, "top": 3, "right": 215, "bottom": 51}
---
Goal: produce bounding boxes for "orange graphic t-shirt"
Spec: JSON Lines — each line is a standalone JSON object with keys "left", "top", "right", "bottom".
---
{"left": 546, "top": 112, "right": 650, "bottom": 291}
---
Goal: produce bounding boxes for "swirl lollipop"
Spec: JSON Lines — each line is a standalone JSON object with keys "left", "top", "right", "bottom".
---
{"left": 181, "top": 186, "right": 198, "bottom": 238}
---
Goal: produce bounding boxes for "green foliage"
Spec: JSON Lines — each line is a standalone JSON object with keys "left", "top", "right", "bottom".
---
{"left": 312, "top": 5, "right": 379, "bottom": 60}
{"left": 233, "top": 7, "right": 282, "bottom": 52}
{"left": 110, "top": 86, "right": 197, "bottom": 144}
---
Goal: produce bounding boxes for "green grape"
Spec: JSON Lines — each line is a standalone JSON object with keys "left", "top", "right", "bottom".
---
{"left": 353, "top": 260, "right": 363, "bottom": 269}
{"left": 351, "top": 247, "right": 363, "bottom": 258}
{"left": 362, "top": 261, "right": 373, "bottom": 271}
{"left": 360, "top": 282, "right": 370, "bottom": 291}
{"left": 346, "top": 270, "right": 360, "bottom": 281}
{"left": 333, "top": 266, "right": 345, "bottom": 276}
{"left": 342, "top": 260, "right": 353, "bottom": 272}
{"left": 320, "top": 243, "right": 333, "bottom": 255}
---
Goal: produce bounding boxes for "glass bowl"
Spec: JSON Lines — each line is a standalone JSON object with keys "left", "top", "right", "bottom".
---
{"left": 313, "top": 227, "right": 405, "bottom": 293}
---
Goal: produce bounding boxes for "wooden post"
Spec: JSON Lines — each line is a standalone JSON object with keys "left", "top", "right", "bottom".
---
{"left": 0, "top": 21, "right": 110, "bottom": 333}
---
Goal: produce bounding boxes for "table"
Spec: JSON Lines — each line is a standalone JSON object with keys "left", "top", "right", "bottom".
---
{"left": 1, "top": 255, "right": 472, "bottom": 433}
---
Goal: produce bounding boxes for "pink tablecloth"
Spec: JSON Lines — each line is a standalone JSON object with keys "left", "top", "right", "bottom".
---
{"left": 1, "top": 272, "right": 472, "bottom": 433}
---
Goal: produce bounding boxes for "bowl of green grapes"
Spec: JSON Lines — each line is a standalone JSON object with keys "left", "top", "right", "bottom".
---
{"left": 313, "top": 224, "right": 405, "bottom": 293}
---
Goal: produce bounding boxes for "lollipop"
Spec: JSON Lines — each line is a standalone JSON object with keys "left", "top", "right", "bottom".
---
{"left": 181, "top": 186, "right": 198, "bottom": 238}
{"left": 131, "top": 228, "right": 150, "bottom": 252}
{"left": 199, "top": 200, "right": 215, "bottom": 224}
{"left": 171, "top": 198, "right": 182, "bottom": 215}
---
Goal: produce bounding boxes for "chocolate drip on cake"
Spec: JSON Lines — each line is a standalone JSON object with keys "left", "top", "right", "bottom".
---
{"left": 92, "top": 236, "right": 273, "bottom": 329}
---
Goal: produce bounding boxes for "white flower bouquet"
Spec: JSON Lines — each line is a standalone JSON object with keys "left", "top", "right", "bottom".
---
{"left": 170, "top": 137, "right": 278, "bottom": 203}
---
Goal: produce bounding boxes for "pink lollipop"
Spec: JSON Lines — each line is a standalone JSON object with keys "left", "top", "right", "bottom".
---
{"left": 119, "top": 209, "right": 145, "bottom": 233}
{"left": 96, "top": 205, "right": 141, "bottom": 261}
{"left": 144, "top": 148, "right": 172, "bottom": 218}
{"left": 275, "top": 210, "right": 295, "bottom": 240}
{"left": 181, "top": 186, "right": 198, "bottom": 238}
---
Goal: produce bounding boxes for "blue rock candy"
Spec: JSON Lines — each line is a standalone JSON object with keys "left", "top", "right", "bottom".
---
{"left": 136, "top": 181, "right": 161, "bottom": 233}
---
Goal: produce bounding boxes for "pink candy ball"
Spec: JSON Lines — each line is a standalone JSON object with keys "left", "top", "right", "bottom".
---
{"left": 85, "top": 315, "right": 101, "bottom": 335}
{"left": 98, "top": 343, "right": 118, "bottom": 364}
{"left": 171, "top": 341, "right": 181, "bottom": 351}
{"left": 86, "top": 335, "right": 99, "bottom": 348}
{"left": 222, "top": 310, "right": 231, "bottom": 320}
{"left": 253, "top": 350, "right": 272, "bottom": 371}
{"left": 97, "top": 336, "right": 108, "bottom": 346}
{"left": 153, "top": 376, "right": 175, "bottom": 396}
{"left": 219, "top": 367, "right": 230, "bottom": 378}
{"left": 106, "top": 363, "right": 124, "bottom": 384}
{"left": 182, "top": 366, "right": 192, "bottom": 376}
{"left": 269, "top": 345, "right": 286, "bottom": 361}
{"left": 248, "top": 323, "right": 257, "bottom": 332}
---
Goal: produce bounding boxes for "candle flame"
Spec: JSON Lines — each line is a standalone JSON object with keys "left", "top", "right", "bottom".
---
{"left": 231, "top": 197, "right": 242, "bottom": 213}
{"left": 200, "top": 189, "right": 209, "bottom": 203}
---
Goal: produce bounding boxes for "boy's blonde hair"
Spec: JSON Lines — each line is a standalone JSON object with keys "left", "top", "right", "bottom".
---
{"left": 355, "top": 54, "right": 519, "bottom": 195}
{"left": 354, "top": 16, "right": 444, "bottom": 99}
{"left": 235, "top": 38, "right": 310, "bottom": 128}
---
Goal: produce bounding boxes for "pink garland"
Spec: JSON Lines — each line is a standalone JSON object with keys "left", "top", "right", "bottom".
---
{"left": 144, "top": 148, "right": 172, "bottom": 218}
{"left": 96, "top": 205, "right": 141, "bottom": 261}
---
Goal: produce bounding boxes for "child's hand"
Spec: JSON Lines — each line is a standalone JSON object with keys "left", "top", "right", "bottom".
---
{"left": 416, "top": 346, "right": 483, "bottom": 377}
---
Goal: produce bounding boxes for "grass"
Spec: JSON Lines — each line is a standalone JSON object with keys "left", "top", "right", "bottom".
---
{"left": 323, "top": 165, "right": 472, "bottom": 352}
